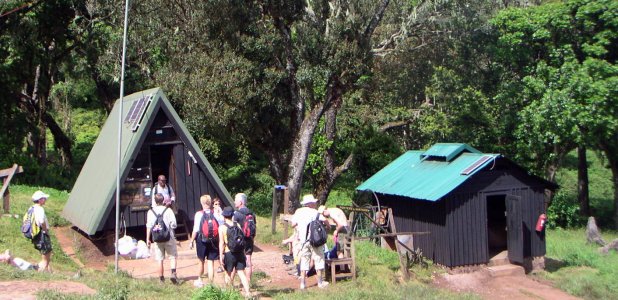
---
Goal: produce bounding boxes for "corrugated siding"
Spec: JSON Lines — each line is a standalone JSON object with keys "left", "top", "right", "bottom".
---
{"left": 445, "top": 192, "right": 488, "bottom": 267}
{"left": 380, "top": 195, "right": 450, "bottom": 266}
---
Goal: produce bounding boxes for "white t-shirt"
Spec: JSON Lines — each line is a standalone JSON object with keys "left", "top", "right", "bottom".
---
{"left": 32, "top": 204, "right": 47, "bottom": 230}
{"left": 291, "top": 206, "right": 325, "bottom": 244}
{"left": 146, "top": 205, "right": 177, "bottom": 238}
{"left": 151, "top": 184, "right": 175, "bottom": 206}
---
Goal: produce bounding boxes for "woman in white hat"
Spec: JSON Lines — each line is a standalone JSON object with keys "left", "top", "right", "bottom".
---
{"left": 31, "top": 190, "right": 52, "bottom": 272}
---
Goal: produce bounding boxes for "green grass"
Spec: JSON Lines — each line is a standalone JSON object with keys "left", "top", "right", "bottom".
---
{"left": 270, "top": 241, "right": 476, "bottom": 300}
{"left": 540, "top": 228, "right": 618, "bottom": 299}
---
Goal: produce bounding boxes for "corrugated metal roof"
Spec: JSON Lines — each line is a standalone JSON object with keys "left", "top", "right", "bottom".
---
{"left": 420, "top": 143, "right": 481, "bottom": 161}
{"left": 62, "top": 88, "right": 232, "bottom": 235}
{"left": 356, "top": 144, "right": 499, "bottom": 201}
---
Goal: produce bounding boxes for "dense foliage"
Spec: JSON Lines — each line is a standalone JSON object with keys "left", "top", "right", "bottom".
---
{"left": 0, "top": 0, "right": 615, "bottom": 226}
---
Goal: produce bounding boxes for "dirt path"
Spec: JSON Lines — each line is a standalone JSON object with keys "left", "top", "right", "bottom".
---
{"left": 57, "top": 226, "right": 303, "bottom": 295}
{"left": 434, "top": 271, "right": 581, "bottom": 300}
{"left": 10, "top": 227, "right": 581, "bottom": 300}
{"left": 0, "top": 280, "right": 95, "bottom": 300}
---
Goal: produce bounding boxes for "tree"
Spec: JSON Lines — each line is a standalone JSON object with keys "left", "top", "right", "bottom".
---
{"left": 491, "top": 0, "right": 617, "bottom": 224}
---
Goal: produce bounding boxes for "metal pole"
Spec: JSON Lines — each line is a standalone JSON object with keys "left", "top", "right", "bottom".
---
{"left": 116, "top": 0, "right": 130, "bottom": 274}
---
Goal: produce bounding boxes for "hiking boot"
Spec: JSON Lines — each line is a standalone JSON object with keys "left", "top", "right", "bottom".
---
{"left": 217, "top": 266, "right": 224, "bottom": 273}
{"left": 170, "top": 273, "right": 178, "bottom": 285}
{"left": 318, "top": 281, "right": 329, "bottom": 289}
{"left": 159, "top": 276, "right": 165, "bottom": 284}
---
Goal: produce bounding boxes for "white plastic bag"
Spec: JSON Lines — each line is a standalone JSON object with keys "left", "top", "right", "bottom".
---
{"left": 118, "top": 235, "right": 137, "bottom": 257}
{"left": 134, "top": 240, "right": 150, "bottom": 259}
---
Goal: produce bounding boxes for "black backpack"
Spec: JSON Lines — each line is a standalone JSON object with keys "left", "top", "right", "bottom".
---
{"left": 306, "top": 212, "right": 328, "bottom": 247}
{"left": 225, "top": 222, "right": 246, "bottom": 253}
{"left": 239, "top": 210, "right": 257, "bottom": 238}
{"left": 199, "top": 210, "right": 219, "bottom": 243}
{"left": 151, "top": 207, "right": 171, "bottom": 243}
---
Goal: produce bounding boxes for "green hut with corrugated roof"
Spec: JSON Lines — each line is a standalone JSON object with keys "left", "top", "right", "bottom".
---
{"left": 356, "top": 143, "right": 557, "bottom": 270}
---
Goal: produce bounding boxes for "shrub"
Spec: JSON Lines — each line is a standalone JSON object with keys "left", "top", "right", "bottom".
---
{"left": 547, "top": 192, "right": 584, "bottom": 228}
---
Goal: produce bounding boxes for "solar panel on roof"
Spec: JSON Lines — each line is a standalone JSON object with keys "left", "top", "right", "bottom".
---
{"left": 123, "top": 99, "right": 141, "bottom": 123}
{"left": 460, "top": 155, "right": 493, "bottom": 175}
{"left": 129, "top": 94, "right": 153, "bottom": 131}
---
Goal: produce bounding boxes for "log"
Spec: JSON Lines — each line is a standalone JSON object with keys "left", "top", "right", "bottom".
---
{"left": 585, "top": 217, "right": 606, "bottom": 246}
{"left": 598, "top": 238, "right": 618, "bottom": 255}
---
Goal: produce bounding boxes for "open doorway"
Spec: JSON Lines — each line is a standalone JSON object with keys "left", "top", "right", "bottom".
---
{"left": 487, "top": 194, "right": 507, "bottom": 256}
{"left": 150, "top": 144, "right": 174, "bottom": 186}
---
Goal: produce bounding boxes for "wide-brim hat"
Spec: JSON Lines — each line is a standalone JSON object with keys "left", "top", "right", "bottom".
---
{"left": 301, "top": 194, "right": 318, "bottom": 205}
{"left": 32, "top": 190, "right": 50, "bottom": 202}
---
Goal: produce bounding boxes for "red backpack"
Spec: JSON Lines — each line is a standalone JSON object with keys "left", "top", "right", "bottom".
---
{"left": 199, "top": 210, "right": 219, "bottom": 242}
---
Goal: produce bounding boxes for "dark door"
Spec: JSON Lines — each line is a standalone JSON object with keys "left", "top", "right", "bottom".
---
{"left": 506, "top": 195, "right": 523, "bottom": 264}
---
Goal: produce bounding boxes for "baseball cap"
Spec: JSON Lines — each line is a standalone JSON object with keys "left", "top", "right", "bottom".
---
{"left": 222, "top": 207, "right": 235, "bottom": 218}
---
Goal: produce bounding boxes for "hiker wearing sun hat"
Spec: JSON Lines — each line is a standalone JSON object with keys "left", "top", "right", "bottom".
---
{"left": 31, "top": 190, "right": 52, "bottom": 272}
{"left": 291, "top": 194, "right": 330, "bottom": 289}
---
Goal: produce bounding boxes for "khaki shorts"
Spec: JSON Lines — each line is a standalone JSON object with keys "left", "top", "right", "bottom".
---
{"left": 153, "top": 239, "right": 177, "bottom": 261}
{"left": 299, "top": 242, "right": 325, "bottom": 271}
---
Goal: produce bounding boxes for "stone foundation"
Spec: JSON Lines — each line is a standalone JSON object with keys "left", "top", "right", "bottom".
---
{"left": 523, "top": 256, "right": 545, "bottom": 273}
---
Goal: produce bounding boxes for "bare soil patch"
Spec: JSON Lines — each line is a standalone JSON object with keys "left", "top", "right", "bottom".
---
{"left": 433, "top": 270, "right": 581, "bottom": 300}
{"left": 0, "top": 280, "right": 95, "bottom": 300}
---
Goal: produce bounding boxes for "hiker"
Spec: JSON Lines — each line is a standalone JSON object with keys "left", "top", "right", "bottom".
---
{"left": 219, "top": 207, "right": 251, "bottom": 297}
{"left": 0, "top": 249, "right": 38, "bottom": 271}
{"left": 31, "top": 190, "right": 52, "bottom": 272}
{"left": 232, "top": 193, "right": 256, "bottom": 282}
{"left": 212, "top": 197, "right": 225, "bottom": 273}
{"left": 151, "top": 175, "right": 176, "bottom": 207}
{"left": 146, "top": 193, "right": 178, "bottom": 284}
{"left": 291, "top": 194, "right": 330, "bottom": 289}
{"left": 190, "top": 195, "right": 220, "bottom": 286}
{"left": 318, "top": 205, "right": 349, "bottom": 239}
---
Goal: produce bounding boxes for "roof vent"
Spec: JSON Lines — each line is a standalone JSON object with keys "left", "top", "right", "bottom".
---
{"left": 421, "top": 143, "right": 481, "bottom": 162}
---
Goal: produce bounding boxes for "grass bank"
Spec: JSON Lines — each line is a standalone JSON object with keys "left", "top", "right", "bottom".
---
{"left": 540, "top": 228, "right": 618, "bottom": 300}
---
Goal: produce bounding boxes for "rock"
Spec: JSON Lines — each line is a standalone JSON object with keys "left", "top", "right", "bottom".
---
{"left": 598, "top": 239, "right": 618, "bottom": 255}
{"left": 585, "top": 217, "right": 606, "bottom": 246}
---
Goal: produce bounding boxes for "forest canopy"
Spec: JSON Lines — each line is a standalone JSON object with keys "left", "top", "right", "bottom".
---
{"left": 0, "top": 0, "right": 616, "bottom": 227}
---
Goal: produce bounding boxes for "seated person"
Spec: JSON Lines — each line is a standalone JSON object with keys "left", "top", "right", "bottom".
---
{"left": 0, "top": 249, "right": 38, "bottom": 271}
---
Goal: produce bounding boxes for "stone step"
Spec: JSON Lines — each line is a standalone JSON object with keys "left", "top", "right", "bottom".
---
{"left": 488, "top": 256, "right": 510, "bottom": 267}
{"left": 484, "top": 264, "right": 525, "bottom": 277}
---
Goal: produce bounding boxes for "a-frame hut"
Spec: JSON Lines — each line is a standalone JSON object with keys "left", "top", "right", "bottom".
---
{"left": 63, "top": 88, "right": 232, "bottom": 235}
{"left": 356, "top": 143, "right": 557, "bottom": 270}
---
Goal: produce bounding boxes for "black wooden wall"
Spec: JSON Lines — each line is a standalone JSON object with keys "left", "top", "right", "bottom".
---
{"left": 375, "top": 159, "right": 547, "bottom": 268}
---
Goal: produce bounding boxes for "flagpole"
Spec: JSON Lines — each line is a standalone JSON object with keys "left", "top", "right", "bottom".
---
{"left": 116, "top": 0, "right": 130, "bottom": 274}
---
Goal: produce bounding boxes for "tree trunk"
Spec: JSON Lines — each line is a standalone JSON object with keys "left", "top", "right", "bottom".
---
{"left": 313, "top": 99, "right": 354, "bottom": 204}
{"left": 598, "top": 140, "right": 618, "bottom": 229}
{"left": 610, "top": 158, "right": 618, "bottom": 229}
{"left": 578, "top": 144, "right": 590, "bottom": 216}
{"left": 286, "top": 103, "right": 326, "bottom": 213}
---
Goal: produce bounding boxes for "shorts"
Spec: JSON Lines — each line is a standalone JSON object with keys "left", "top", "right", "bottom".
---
{"left": 154, "top": 239, "right": 177, "bottom": 261}
{"left": 244, "top": 238, "right": 254, "bottom": 255}
{"left": 34, "top": 232, "right": 52, "bottom": 255}
{"left": 340, "top": 226, "right": 350, "bottom": 235}
{"left": 299, "top": 242, "right": 324, "bottom": 271}
{"left": 223, "top": 251, "right": 246, "bottom": 273}
{"left": 196, "top": 238, "right": 219, "bottom": 261}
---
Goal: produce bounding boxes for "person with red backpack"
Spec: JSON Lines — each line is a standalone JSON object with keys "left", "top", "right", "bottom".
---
{"left": 232, "top": 193, "right": 257, "bottom": 282}
{"left": 190, "top": 195, "right": 220, "bottom": 286}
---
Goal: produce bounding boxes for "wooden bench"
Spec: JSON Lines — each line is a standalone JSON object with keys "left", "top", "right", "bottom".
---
{"left": 325, "top": 235, "right": 356, "bottom": 284}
